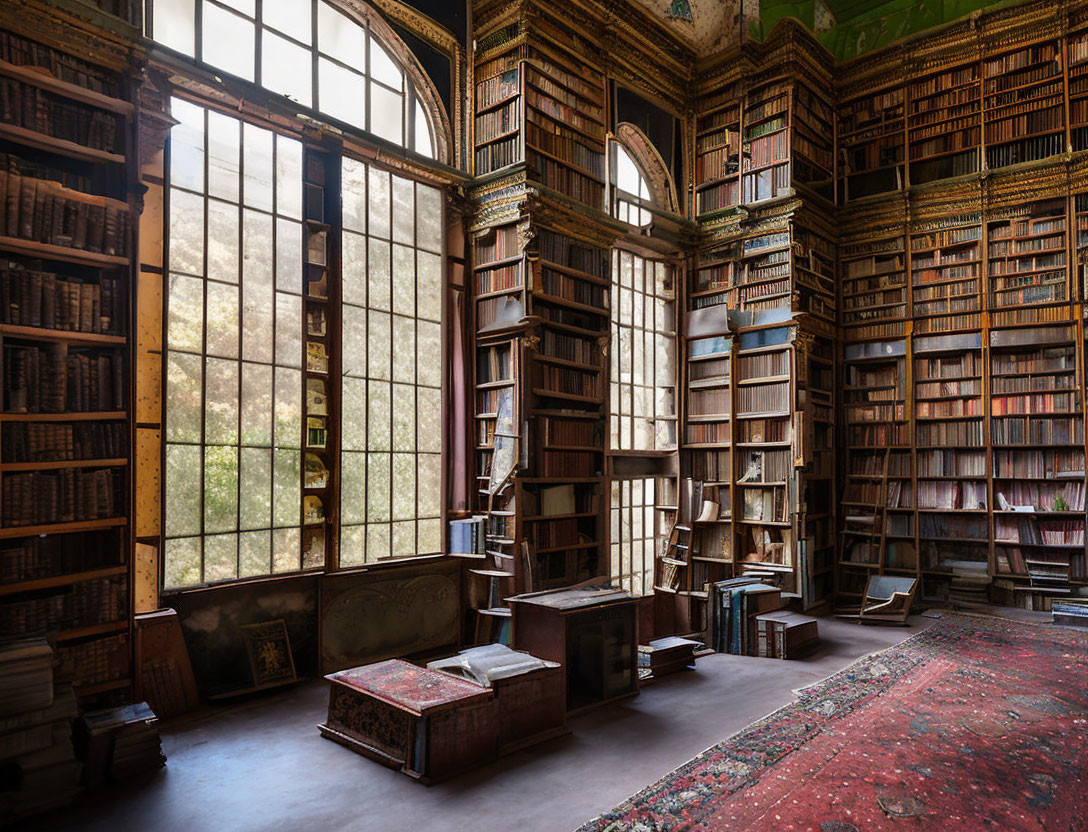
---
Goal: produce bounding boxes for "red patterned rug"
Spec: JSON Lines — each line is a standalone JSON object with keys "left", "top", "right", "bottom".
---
{"left": 577, "top": 613, "right": 1088, "bottom": 832}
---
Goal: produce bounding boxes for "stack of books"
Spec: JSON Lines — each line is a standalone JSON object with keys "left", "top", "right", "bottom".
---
{"left": 637, "top": 636, "right": 702, "bottom": 681}
{"left": 1052, "top": 599, "right": 1088, "bottom": 628}
{"left": 0, "top": 638, "right": 82, "bottom": 821}
{"left": 75, "top": 701, "right": 165, "bottom": 786}
{"left": 752, "top": 611, "right": 820, "bottom": 659}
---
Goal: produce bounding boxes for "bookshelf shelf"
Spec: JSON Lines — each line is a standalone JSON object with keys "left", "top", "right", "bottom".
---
{"left": 0, "top": 58, "right": 134, "bottom": 115}
{"left": 0, "top": 458, "right": 127, "bottom": 471}
{"left": 0, "top": 236, "right": 129, "bottom": 268}
{"left": 0, "top": 411, "right": 126, "bottom": 421}
{"left": 0, "top": 122, "right": 126, "bottom": 165}
{"left": 58, "top": 619, "right": 128, "bottom": 641}
{"left": 0, "top": 516, "right": 127, "bottom": 538}
{"left": 0, "top": 564, "right": 127, "bottom": 596}
{"left": 0, "top": 324, "right": 126, "bottom": 345}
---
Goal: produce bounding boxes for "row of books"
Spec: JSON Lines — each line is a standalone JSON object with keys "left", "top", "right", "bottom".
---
{"left": 538, "top": 266, "right": 608, "bottom": 309}
{"left": 0, "top": 31, "right": 121, "bottom": 96}
{"left": 986, "top": 135, "right": 1064, "bottom": 169}
{"left": 524, "top": 67, "right": 603, "bottom": 122}
{"left": 475, "top": 99, "right": 520, "bottom": 143}
{"left": 475, "top": 225, "right": 520, "bottom": 265}
{"left": 916, "top": 449, "right": 986, "bottom": 476}
{"left": 686, "top": 422, "right": 730, "bottom": 444}
{"left": 0, "top": 78, "right": 120, "bottom": 153}
{"left": 688, "top": 389, "right": 730, "bottom": 417}
{"left": 0, "top": 264, "right": 122, "bottom": 333}
{"left": 917, "top": 480, "right": 986, "bottom": 510}
{"left": 525, "top": 89, "right": 604, "bottom": 141}
{"left": 525, "top": 120, "right": 604, "bottom": 177}
{"left": 540, "top": 415, "right": 598, "bottom": 448}
{"left": 736, "top": 418, "right": 787, "bottom": 443}
{"left": 0, "top": 575, "right": 125, "bottom": 635}
{"left": 742, "top": 165, "right": 790, "bottom": 204}
{"left": 56, "top": 632, "right": 130, "bottom": 691}
{"left": 538, "top": 229, "right": 608, "bottom": 278}
{"left": 527, "top": 152, "right": 604, "bottom": 206}
{"left": 476, "top": 342, "right": 512, "bottom": 387}
{"left": 476, "top": 69, "right": 520, "bottom": 109}
{"left": 2, "top": 466, "right": 120, "bottom": 525}
{"left": 1, "top": 421, "right": 127, "bottom": 462}
{"left": 695, "top": 181, "right": 740, "bottom": 215}
{"left": 995, "top": 481, "right": 1085, "bottom": 512}
{"left": 991, "top": 416, "right": 1084, "bottom": 445}
{"left": 690, "top": 449, "right": 731, "bottom": 481}
{"left": 736, "top": 382, "right": 789, "bottom": 415}
{"left": 740, "top": 487, "right": 787, "bottom": 523}
{"left": 475, "top": 138, "right": 520, "bottom": 174}
{"left": 911, "top": 66, "right": 978, "bottom": 100}
{"left": 538, "top": 365, "right": 600, "bottom": 398}
{"left": 848, "top": 423, "right": 910, "bottom": 446}
{"left": 983, "top": 108, "right": 1063, "bottom": 144}
{"left": 0, "top": 529, "right": 120, "bottom": 583}
{"left": 737, "top": 350, "right": 789, "bottom": 379}
{"left": 992, "top": 449, "right": 1085, "bottom": 478}
{"left": 991, "top": 392, "right": 1077, "bottom": 415}
{"left": 475, "top": 264, "right": 521, "bottom": 295}
{"left": 738, "top": 449, "right": 790, "bottom": 483}
{"left": 4, "top": 345, "right": 124, "bottom": 412}
{"left": 0, "top": 167, "right": 129, "bottom": 256}
{"left": 541, "top": 329, "right": 598, "bottom": 365}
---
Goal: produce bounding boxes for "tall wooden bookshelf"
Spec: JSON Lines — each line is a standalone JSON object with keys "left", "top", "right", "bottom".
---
{"left": 0, "top": 26, "right": 136, "bottom": 704}
{"left": 473, "top": 10, "right": 607, "bottom": 212}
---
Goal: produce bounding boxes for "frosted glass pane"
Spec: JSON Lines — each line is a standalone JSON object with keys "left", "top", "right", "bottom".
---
{"left": 392, "top": 453, "right": 415, "bottom": 520}
{"left": 273, "top": 449, "right": 300, "bottom": 526}
{"left": 367, "top": 381, "right": 390, "bottom": 450}
{"left": 207, "top": 199, "right": 240, "bottom": 284}
{"left": 206, "top": 282, "right": 239, "bottom": 359}
{"left": 239, "top": 446, "right": 272, "bottom": 529}
{"left": 241, "top": 362, "right": 273, "bottom": 446}
{"left": 272, "top": 527, "right": 300, "bottom": 572}
{"left": 342, "top": 232, "right": 367, "bottom": 305}
{"left": 418, "top": 518, "right": 441, "bottom": 553}
{"left": 417, "top": 453, "right": 440, "bottom": 517}
{"left": 392, "top": 244, "right": 415, "bottom": 316}
{"left": 202, "top": 4, "right": 255, "bottom": 82}
{"left": 341, "top": 305, "right": 367, "bottom": 378}
{"left": 155, "top": 0, "right": 197, "bottom": 55}
{"left": 414, "top": 99, "right": 433, "bottom": 159}
{"left": 368, "top": 310, "right": 390, "bottom": 379}
{"left": 367, "top": 523, "right": 389, "bottom": 561}
{"left": 392, "top": 383, "right": 414, "bottom": 451}
{"left": 207, "top": 110, "right": 241, "bottom": 202}
{"left": 169, "top": 97, "right": 203, "bottom": 190}
{"left": 242, "top": 209, "right": 274, "bottom": 362}
{"left": 368, "top": 240, "right": 391, "bottom": 311}
{"left": 164, "top": 537, "right": 201, "bottom": 589}
{"left": 169, "top": 188, "right": 205, "bottom": 277}
{"left": 391, "top": 176, "right": 414, "bottom": 244}
{"left": 204, "top": 444, "right": 239, "bottom": 533}
{"left": 340, "top": 525, "right": 365, "bottom": 567}
{"left": 318, "top": 58, "right": 366, "bottom": 129}
{"left": 415, "top": 185, "right": 442, "bottom": 253}
{"left": 417, "top": 387, "right": 441, "bottom": 453}
{"left": 341, "top": 377, "right": 367, "bottom": 451}
{"left": 205, "top": 357, "right": 239, "bottom": 444}
{"left": 367, "top": 453, "right": 391, "bottom": 522}
{"left": 369, "top": 35, "right": 403, "bottom": 90}
{"left": 368, "top": 168, "right": 390, "bottom": 238}
{"left": 167, "top": 274, "right": 204, "bottom": 352}
{"left": 340, "top": 451, "right": 366, "bottom": 524}
{"left": 275, "top": 292, "right": 302, "bottom": 368}
{"left": 276, "top": 135, "right": 303, "bottom": 220}
{"left": 369, "top": 82, "right": 403, "bottom": 145}
{"left": 262, "top": 30, "right": 312, "bottom": 107}
{"left": 342, "top": 158, "right": 367, "bottom": 233}
{"left": 417, "top": 320, "right": 441, "bottom": 387}
{"left": 391, "top": 315, "right": 415, "bottom": 383}
{"left": 318, "top": 1, "right": 366, "bottom": 66}
{"left": 263, "top": 0, "right": 310, "bottom": 42}
{"left": 166, "top": 352, "right": 203, "bottom": 443}
{"left": 239, "top": 530, "right": 271, "bottom": 577}
{"left": 204, "top": 534, "right": 238, "bottom": 583}
{"left": 165, "top": 444, "right": 202, "bottom": 536}
{"left": 242, "top": 123, "right": 274, "bottom": 210}
{"left": 392, "top": 520, "right": 414, "bottom": 556}
{"left": 416, "top": 251, "right": 441, "bottom": 322}
{"left": 274, "top": 367, "right": 302, "bottom": 447}
{"left": 276, "top": 218, "right": 303, "bottom": 292}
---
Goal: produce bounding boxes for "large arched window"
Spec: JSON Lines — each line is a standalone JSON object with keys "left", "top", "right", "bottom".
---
{"left": 609, "top": 125, "right": 679, "bottom": 228}
{"left": 148, "top": 0, "right": 443, "bottom": 158}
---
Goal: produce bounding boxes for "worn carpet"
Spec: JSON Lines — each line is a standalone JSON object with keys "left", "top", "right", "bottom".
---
{"left": 577, "top": 613, "right": 1088, "bottom": 832}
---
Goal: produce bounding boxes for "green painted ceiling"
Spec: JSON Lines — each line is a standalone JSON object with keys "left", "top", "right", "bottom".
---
{"left": 753, "top": 0, "right": 1016, "bottom": 61}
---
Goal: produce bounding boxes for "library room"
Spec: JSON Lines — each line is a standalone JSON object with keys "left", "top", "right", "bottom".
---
{"left": 1, "top": 0, "right": 1087, "bottom": 829}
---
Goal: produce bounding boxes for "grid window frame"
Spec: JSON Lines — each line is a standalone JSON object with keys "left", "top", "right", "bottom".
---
{"left": 609, "top": 477, "right": 660, "bottom": 597}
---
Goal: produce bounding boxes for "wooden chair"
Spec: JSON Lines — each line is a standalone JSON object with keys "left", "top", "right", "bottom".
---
{"left": 835, "top": 575, "right": 917, "bottom": 625}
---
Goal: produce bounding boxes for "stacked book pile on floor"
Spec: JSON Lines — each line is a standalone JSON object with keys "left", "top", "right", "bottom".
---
{"left": 1052, "top": 599, "right": 1088, "bottom": 628}
{"left": 75, "top": 702, "right": 165, "bottom": 786}
{"left": 0, "top": 637, "right": 82, "bottom": 820}
{"left": 707, "top": 577, "right": 820, "bottom": 659}
{"left": 637, "top": 636, "right": 702, "bottom": 681}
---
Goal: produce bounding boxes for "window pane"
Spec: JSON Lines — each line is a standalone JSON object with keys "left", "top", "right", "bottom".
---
{"left": 206, "top": 281, "right": 239, "bottom": 358}
{"left": 340, "top": 451, "right": 366, "bottom": 524}
{"left": 414, "top": 99, "right": 433, "bottom": 159}
{"left": 241, "top": 362, "right": 273, "bottom": 445}
{"left": 275, "top": 292, "right": 302, "bottom": 368}
{"left": 367, "top": 381, "right": 390, "bottom": 450}
{"left": 342, "top": 305, "right": 367, "bottom": 378}
{"left": 165, "top": 444, "right": 202, "bottom": 536}
{"left": 416, "top": 252, "right": 441, "bottom": 322}
{"left": 204, "top": 533, "right": 238, "bottom": 583}
{"left": 239, "top": 530, "right": 271, "bottom": 577}
{"left": 205, "top": 357, "right": 239, "bottom": 444}
{"left": 318, "top": 58, "right": 366, "bottom": 129}
{"left": 272, "top": 527, "right": 300, "bottom": 572}
{"left": 263, "top": 0, "right": 311, "bottom": 42}
{"left": 417, "top": 320, "right": 441, "bottom": 387}
{"left": 369, "top": 35, "right": 403, "bottom": 90}
{"left": 342, "top": 232, "right": 367, "bottom": 305}
{"left": 207, "top": 111, "right": 241, "bottom": 202}
{"left": 391, "top": 176, "right": 414, "bottom": 245}
{"left": 368, "top": 310, "right": 390, "bottom": 379}
{"left": 202, "top": 4, "right": 255, "bottom": 82}
{"left": 340, "top": 525, "right": 365, "bottom": 566}
{"left": 341, "top": 376, "right": 367, "bottom": 450}
{"left": 242, "top": 209, "right": 274, "bottom": 362}
{"left": 167, "top": 274, "right": 204, "bottom": 352}
{"left": 368, "top": 167, "right": 390, "bottom": 238}
{"left": 276, "top": 136, "right": 304, "bottom": 220}
{"left": 276, "top": 218, "right": 303, "bottom": 292}
{"left": 166, "top": 352, "right": 203, "bottom": 442}
{"left": 318, "top": 2, "right": 366, "bottom": 65}
{"left": 273, "top": 449, "right": 300, "bottom": 526}
{"left": 368, "top": 240, "right": 391, "bottom": 312}
{"left": 369, "top": 82, "right": 404, "bottom": 145}
{"left": 239, "top": 447, "right": 272, "bottom": 529}
{"left": 207, "top": 199, "right": 240, "bottom": 284}
{"left": 169, "top": 97, "right": 204, "bottom": 191}
{"left": 342, "top": 159, "right": 367, "bottom": 233}
{"left": 204, "top": 444, "right": 239, "bottom": 533}
{"left": 242, "top": 123, "right": 274, "bottom": 210}
{"left": 367, "top": 453, "right": 390, "bottom": 522}
{"left": 155, "top": 0, "right": 197, "bottom": 56}
{"left": 415, "top": 185, "right": 442, "bottom": 254}
{"left": 262, "top": 29, "right": 313, "bottom": 107}
{"left": 169, "top": 188, "right": 205, "bottom": 277}
{"left": 392, "top": 383, "right": 415, "bottom": 450}
{"left": 275, "top": 367, "right": 302, "bottom": 447}
{"left": 392, "top": 244, "right": 415, "bottom": 316}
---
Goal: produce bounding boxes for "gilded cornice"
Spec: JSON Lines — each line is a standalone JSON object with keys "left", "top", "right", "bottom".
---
{"left": 984, "top": 161, "right": 1070, "bottom": 213}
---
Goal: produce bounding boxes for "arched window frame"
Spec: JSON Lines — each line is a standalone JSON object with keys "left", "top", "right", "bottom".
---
{"left": 608, "top": 123, "right": 680, "bottom": 227}
{"left": 146, "top": 0, "right": 452, "bottom": 163}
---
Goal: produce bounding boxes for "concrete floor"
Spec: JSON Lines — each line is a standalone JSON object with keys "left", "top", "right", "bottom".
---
{"left": 34, "top": 616, "right": 931, "bottom": 832}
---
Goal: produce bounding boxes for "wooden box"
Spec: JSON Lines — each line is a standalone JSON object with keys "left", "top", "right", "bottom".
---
{"left": 509, "top": 587, "right": 639, "bottom": 713}
{"left": 319, "top": 660, "right": 498, "bottom": 783}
